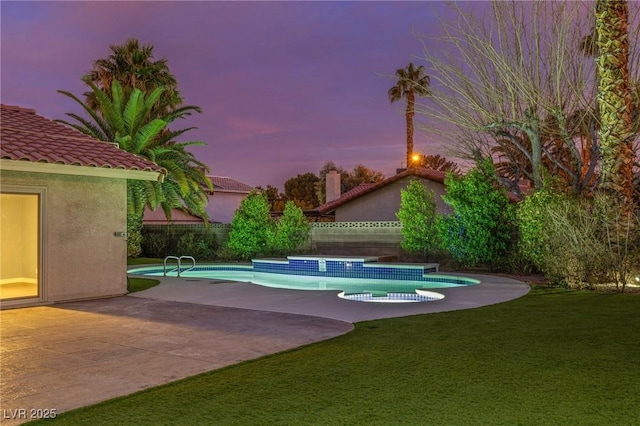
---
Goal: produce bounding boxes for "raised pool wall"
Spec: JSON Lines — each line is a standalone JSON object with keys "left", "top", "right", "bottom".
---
{"left": 252, "top": 256, "right": 439, "bottom": 280}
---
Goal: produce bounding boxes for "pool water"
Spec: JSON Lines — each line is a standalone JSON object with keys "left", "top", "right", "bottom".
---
{"left": 128, "top": 264, "right": 479, "bottom": 303}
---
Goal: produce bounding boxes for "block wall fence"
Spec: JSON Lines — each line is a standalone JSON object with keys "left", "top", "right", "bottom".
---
{"left": 143, "top": 222, "right": 406, "bottom": 257}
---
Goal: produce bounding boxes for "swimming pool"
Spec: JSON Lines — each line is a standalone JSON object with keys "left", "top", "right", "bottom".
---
{"left": 128, "top": 256, "right": 480, "bottom": 303}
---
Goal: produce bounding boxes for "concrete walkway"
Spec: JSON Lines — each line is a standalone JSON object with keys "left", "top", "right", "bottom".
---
{"left": 0, "top": 273, "right": 528, "bottom": 424}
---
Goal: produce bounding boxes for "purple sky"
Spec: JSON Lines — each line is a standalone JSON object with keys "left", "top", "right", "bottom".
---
{"left": 2, "top": 1, "right": 471, "bottom": 190}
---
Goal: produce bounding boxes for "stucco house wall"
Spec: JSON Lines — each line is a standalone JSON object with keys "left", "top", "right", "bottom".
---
{"left": 1, "top": 103, "right": 163, "bottom": 309}
{"left": 142, "top": 176, "right": 252, "bottom": 225}
{"left": 335, "top": 176, "right": 450, "bottom": 222}
{"left": 2, "top": 171, "right": 128, "bottom": 302}
{"left": 205, "top": 191, "right": 249, "bottom": 223}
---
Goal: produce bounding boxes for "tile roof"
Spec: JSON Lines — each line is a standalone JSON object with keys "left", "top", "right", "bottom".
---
{"left": 208, "top": 175, "right": 253, "bottom": 193}
{"left": 143, "top": 206, "right": 207, "bottom": 224}
{"left": 316, "top": 167, "right": 447, "bottom": 214}
{"left": 0, "top": 104, "right": 164, "bottom": 174}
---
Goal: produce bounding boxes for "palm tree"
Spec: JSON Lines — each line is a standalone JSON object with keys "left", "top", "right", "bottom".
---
{"left": 595, "top": 0, "right": 635, "bottom": 208}
{"left": 83, "top": 38, "right": 183, "bottom": 114}
{"left": 58, "top": 80, "right": 211, "bottom": 255}
{"left": 416, "top": 154, "right": 460, "bottom": 174}
{"left": 388, "top": 63, "right": 431, "bottom": 167}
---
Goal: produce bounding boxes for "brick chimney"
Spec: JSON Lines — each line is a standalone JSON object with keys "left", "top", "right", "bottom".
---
{"left": 326, "top": 170, "right": 341, "bottom": 202}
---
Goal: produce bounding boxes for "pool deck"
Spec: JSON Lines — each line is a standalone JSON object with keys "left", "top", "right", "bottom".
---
{"left": 130, "top": 272, "right": 529, "bottom": 322}
{"left": 0, "top": 273, "right": 528, "bottom": 424}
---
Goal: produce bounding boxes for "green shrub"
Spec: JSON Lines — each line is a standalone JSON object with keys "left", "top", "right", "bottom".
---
{"left": 517, "top": 190, "right": 640, "bottom": 291}
{"left": 227, "top": 191, "right": 274, "bottom": 260}
{"left": 215, "top": 244, "right": 239, "bottom": 262}
{"left": 516, "top": 188, "right": 561, "bottom": 269}
{"left": 268, "top": 201, "right": 310, "bottom": 255}
{"left": 142, "top": 232, "right": 169, "bottom": 258}
{"left": 396, "top": 180, "right": 440, "bottom": 260}
{"left": 437, "top": 159, "right": 516, "bottom": 270}
{"left": 176, "top": 231, "right": 218, "bottom": 260}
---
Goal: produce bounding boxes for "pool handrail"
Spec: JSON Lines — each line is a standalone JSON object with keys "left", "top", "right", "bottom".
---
{"left": 163, "top": 256, "right": 196, "bottom": 277}
{"left": 180, "top": 256, "right": 196, "bottom": 275}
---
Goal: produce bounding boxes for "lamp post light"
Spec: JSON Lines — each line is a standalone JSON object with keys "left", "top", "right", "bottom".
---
{"left": 411, "top": 153, "right": 421, "bottom": 168}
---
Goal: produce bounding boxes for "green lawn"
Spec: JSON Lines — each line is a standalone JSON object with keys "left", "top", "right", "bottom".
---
{"left": 126, "top": 277, "right": 160, "bottom": 293}
{"left": 126, "top": 258, "right": 162, "bottom": 292}
{"left": 37, "top": 288, "right": 640, "bottom": 425}
{"left": 126, "top": 257, "right": 164, "bottom": 266}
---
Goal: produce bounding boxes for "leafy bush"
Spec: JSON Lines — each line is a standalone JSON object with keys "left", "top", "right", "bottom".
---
{"left": 227, "top": 191, "right": 274, "bottom": 260}
{"left": 176, "top": 231, "right": 218, "bottom": 260}
{"left": 215, "top": 244, "right": 240, "bottom": 262}
{"left": 268, "top": 201, "right": 310, "bottom": 255}
{"left": 142, "top": 232, "right": 169, "bottom": 258}
{"left": 516, "top": 188, "right": 561, "bottom": 268}
{"left": 396, "top": 180, "right": 440, "bottom": 260}
{"left": 437, "top": 160, "right": 516, "bottom": 269}
{"left": 517, "top": 190, "right": 640, "bottom": 291}
{"left": 126, "top": 214, "right": 143, "bottom": 258}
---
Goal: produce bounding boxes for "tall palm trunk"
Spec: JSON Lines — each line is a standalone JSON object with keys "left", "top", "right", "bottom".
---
{"left": 596, "top": 0, "right": 635, "bottom": 209}
{"left": 388, "top": 63, "right": 430, "bottom": 169}
{"left": 406, "top": 91, "right": 415, "bottom": 167}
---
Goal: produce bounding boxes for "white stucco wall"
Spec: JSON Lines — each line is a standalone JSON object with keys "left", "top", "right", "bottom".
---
{"left": 335, "top": 177, "right": 450, "bottom": 222}
{"left": 1, "top": 170, "right": 128, "bottom": 305}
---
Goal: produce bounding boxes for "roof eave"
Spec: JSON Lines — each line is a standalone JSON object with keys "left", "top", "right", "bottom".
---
{"left": 315, "top": 168, "right": 447, "bottom": 213}
{"left": 208, "top": 189, "right": 252, "bottom": 194}
{"left": 0, "top": 159, "right": 164, "bottom": 182}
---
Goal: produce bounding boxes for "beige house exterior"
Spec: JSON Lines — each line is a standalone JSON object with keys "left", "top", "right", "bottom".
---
{"left": 205, "top": 176, "right": 254, "bottom": 223}
{"left": 316, "top": 168, "right": 451, "bottom": 222}
{"left": 143, "top": 176, "right": 253, "bottom": 225}
{"left": 0, "top": 105, "right": 164, "bottom": 309}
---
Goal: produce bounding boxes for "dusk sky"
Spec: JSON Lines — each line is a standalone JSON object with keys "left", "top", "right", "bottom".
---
{"left": 1, "top": 1, "right": 483, "bottom": 190}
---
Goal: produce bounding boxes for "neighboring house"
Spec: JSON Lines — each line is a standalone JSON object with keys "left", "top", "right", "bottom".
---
{"left": 316, "top": 168, "right": 451, "bottom": 222}
{"left": 142, "top": 175, "right": 253, "bottom": 225}
{"left": 205, "top": 176, "right": 254, "bottom": 223}
{"left": 0, "top": 104, "right": 164, "bottom": 309}
{"left": 143, "top": 207, "right": 206, "bottom": 225}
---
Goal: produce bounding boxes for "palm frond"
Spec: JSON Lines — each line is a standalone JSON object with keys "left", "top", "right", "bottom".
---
{"left": 57, "top": 89, "right": 113, "bottom": 140}
{"left": 87, "top": 79, "right": 125, "bottom": 134}
{"left": 144, "top": 86, "right": 166, "bottom": 114}
{"left": 55, "top": 114, "right": 108, "bottom": 141}
{"left": 164, "top": 105, "right": 202, "bottom": 123}
{"left": 134, "top": 119, "right": 167, "bottom": 154}
{"left": 122, "top": 88, "right": 145, "bottom": 137}
{"left": 127, "top": 180, "right": 147, "bottom": 216}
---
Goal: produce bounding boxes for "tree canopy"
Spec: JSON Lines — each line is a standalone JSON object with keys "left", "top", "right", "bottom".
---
{"left": 284, "top": 172, "right": 320, "bottom": 210}
{"left": 58, "top": 79, "right": 211, "bottom": 219}
{"left": 415, "top": 1, "right": 639, "bottom": 200}
{"left": 315, "top": 162, "right": 385, "bottom": 204}
{"left": 83, "top": 38, "right": 183, "bottom": 114}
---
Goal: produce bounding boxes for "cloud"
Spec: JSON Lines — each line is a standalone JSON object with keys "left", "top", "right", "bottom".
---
{"left": 225, "top": 118, "right": 283, "bottom": 141}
